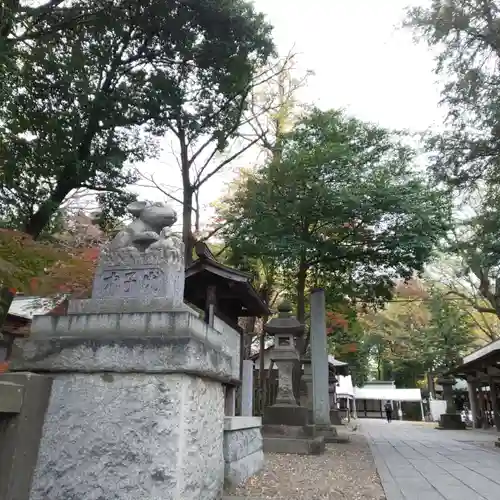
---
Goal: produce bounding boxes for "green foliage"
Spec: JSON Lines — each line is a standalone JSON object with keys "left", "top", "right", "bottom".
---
{"left": 406, "top": 0, "right": 500, "bottom": 189}
{"left": 407, "top": 1, "right": 500, "bottom": 321}
{"left": 326, "top": 307, "right": 370, "bottom": 386}
{"left": 220, "top": 108, "right": 451, "bottom": 318}
{"left": 0, "top": 228, "right": 67, "bottom": 289}
{"left": 360, "top": 283, "right": 478, "bottom": 387}
{"left": 0, "top": 229, "right": 98, "bottom": 295}
{"left": 0, "top": 0, "right": 274, "bottom": 238}
{"left": 416, "top": 286, "right": 477, "bottom": 373}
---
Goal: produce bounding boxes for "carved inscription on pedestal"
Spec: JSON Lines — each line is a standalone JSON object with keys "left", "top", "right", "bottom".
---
{"left": 93, "top": 268, "right": 165, "bottom": 299}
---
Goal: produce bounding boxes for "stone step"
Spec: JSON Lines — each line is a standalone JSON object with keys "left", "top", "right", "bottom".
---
{"left": 263, "top": 435, "right": 325, "bottom": 455}
{"left": 223, "top": 497, "right": 268, "bottom": 500}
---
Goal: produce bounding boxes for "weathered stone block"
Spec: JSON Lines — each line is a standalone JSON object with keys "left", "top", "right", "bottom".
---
{"left": 437, "top": 413, "right": 466, "bottom": 430}
{"left": 11, "top": 335, "right": 234, "bottom": 382}
{"left": 67, "top": 297, "right": 198, "bottom": 315}
{"left": 23, "top": 309, "right": 241, "bottom": 382}
{"left": 263, "top": 436, "right": 325, "bottom": 455}
{"left": 330, "top": 408, "right": 342, "bottom": 425}
{"left": 223, "top": 427, "right": 263, "bottom": 463}
{"left": 223, "top": 417, "right": 264, "bottom": 489}
{"left": 0, "top": 381, "right": 23, "bottom": 413}
{"left": 0, "top": 373, "right": 52, "bottom": 500}
{"left": 224, "top": 450, "right": 264, "bottom": 489}
{"left": 92, "top": 264, "right": 183, "bottom": 305}
{"left": 30, "top": 373, "right": 224, "bottom": 500}
{"left": 263, "top": 404, "right": 309, "bottom": 426}
{"left": 91, "top": 240, "right": 184, "bottom": 309}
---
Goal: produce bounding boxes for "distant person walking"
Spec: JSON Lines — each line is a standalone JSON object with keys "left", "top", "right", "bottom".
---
{"left": 384, "top": 401, "right": 393, "bottom": 423}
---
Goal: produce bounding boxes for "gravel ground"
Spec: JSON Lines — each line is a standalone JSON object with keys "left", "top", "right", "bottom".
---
{"left": 227, "top": 433, "right": 385, "bottom": 500}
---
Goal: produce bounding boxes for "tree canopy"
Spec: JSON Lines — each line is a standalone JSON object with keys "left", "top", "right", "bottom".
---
{"left": 218, "top": 108, "right": 452, "bottom": 322}
{"left": 406, "top": 0, "right": 500, "bottom": 189}
{"left": 354, "top": 280, "right": 478, "bottom": 388}
{"left": 407, "top": 1, "right": 500, "bottom": 326}
{"left": 0, "top": 0, "right": 274, "bottom": 240}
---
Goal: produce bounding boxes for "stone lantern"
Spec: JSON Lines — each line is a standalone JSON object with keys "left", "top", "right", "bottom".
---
{"left": 437, "top": 376, "right": 465, "bottom": 430}
{"left": 262, "top": 301, "right": 309, "bottom": 426}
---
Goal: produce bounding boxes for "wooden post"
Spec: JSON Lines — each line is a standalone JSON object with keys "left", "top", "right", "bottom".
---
{"left": 205, "top": 285, "right": 216, "bottom": 326}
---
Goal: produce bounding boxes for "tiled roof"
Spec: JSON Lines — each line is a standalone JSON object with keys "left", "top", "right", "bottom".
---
{"left": 7, "top": 296, "right": 62, "bottom": 319}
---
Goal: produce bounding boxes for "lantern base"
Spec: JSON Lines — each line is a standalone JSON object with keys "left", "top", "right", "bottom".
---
{"left": 263, "top": 435, "right": 325, "bottom": 455}
{"left": 330, "top": 409, "right": 342, "bottom": 425}
{"left": 263, "top": 404, "right": 309, "bottom": 427}
{"left": 437, "top": 413, "right": 466, "bottom": 430}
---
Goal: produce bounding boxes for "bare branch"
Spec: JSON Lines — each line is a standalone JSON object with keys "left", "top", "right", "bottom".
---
{"left": 134, "top": 170, "right": 185, "bottom": 207}
{"left": 198, "top": 221, "right": 229, "bottom": 242}
{"left": 444, "top": 289, "right": 497, "bottom": 314}
{"left": 194, "top": 135, "right": 261, "bottom": 189}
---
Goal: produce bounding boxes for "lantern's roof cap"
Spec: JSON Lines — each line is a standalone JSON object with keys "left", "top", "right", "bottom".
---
{"left": 278, "top": 301, "right": 292, "bottom": 313}
{"left": 264, "top": 301, "right": 304, "bottom": 336}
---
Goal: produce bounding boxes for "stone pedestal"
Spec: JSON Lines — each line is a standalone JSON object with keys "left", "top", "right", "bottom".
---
{"left": 91, "top": 206, "right": 185, "bottom": 308}
{"left": 302, "top": 360, "right": 341, "bottom": 440}
{"left": 11, "top": 310, "right": 235, "bottom": 500}
{"left": 437, "top": 377, "right": 465, "bottom": 430}
{"left": 438, "top": 413, "right": 466, "bottom": 430}
{"left": 329, "top": 374, "right": 342, "bottom": 425}
{"left": 330, "top": 408, "right": 342, "bottom": 425}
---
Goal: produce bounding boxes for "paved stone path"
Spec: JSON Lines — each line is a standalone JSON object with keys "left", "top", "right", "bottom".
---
{"left": 363, "top": 418, "right": 500, "bottom": 500}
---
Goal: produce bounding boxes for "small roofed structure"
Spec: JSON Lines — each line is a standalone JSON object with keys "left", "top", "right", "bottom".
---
{"left": 1, "top": 294, "right": 66, "bottom": 361}
{"left": 336, "top": 374, "right": 356, "bottom": 420}
{"left": 354, "top": 381, "right": 424, "bottom": 420}
{"left": 184, "top": 242, "right": 271, "bottom": 328}
{"left": 327, "top": 355, "right": 349, "bottom": 376}
{"left": 448, "top": 339, "right": 500, "bottom": 431}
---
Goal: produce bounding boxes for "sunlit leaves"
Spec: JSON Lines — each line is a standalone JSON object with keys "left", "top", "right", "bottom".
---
{"left": 0, "top": 0, "right": 274, "bottom": 237}
{"left": 219, "top": 108, "right": 451, "bottom": 309}
{"left": 0, "top": 229, "right": 97, "bottom": 294}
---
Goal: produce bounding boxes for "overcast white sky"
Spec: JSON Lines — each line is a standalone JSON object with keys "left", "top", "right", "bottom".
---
{"left": 135, "top": 0, "right": 444, "bottom": 230}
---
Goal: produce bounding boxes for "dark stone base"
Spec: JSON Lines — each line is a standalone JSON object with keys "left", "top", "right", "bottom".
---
{"left": 330, "top": 409, "right": 342, "bottom": 425}
{"left": 262, "top": 424, "right": 326, "bottom": 454}
{"left": 437, "top": 413, "right": 466, "bottom": 430}
{"left": 263, "top": 404, "right": 309, "bottom": 426}
{"left": 263, "top": 436, "right": 325, "bottom": 455}
{"left": 314, "top": 423, "right": 339, "bottom": 443}
{"left": 263, "top": 424, "right": 316, "bottom": 438}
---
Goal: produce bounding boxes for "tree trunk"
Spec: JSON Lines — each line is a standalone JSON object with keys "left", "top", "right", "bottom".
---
{"left": 295, "top": 260, "right": 308, "bottom": 355}
{"left": 0, "top": 286, "right": 15, "bottom": 330}
{"left": 242, "top": 316, "right": 256, "bottom": 359}
{"left": 182, "top": 187, "right": 194, "bottom": 266}
{"left": 24, "top": 181, "right": 72, "bottom": 238}
{"left": 296, "top": 261, "right": 308, "bottom": 323}
{"left": 179, "top": 134, "right": 194, "bottom": 266}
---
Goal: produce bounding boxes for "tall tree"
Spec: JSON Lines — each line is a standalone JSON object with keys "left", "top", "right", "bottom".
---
{"left": 407, "top": 1, "right": 500, "bottom": 328}
{"left": 415, "top": 286, "right": 477, "bottom": 374}
{"left": 326, "top": 307, "right": 370, "bottom": 386}
{"left": 407, "top": 0, "right": 500, "bottom": 189}
{"left": 0, "top": 0, "right": 274, "bottom": 243}
{"left": 219, "top": 108, "right": 452, "bottom": 325}
{"left": 360, "top": 281, "right": 478, "bottom": 389}
{"left": 428, "top": 250, "right": 500, "bottom": 341}
{"left": 138, "top": 50, "right": 308, "bottom": 263}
